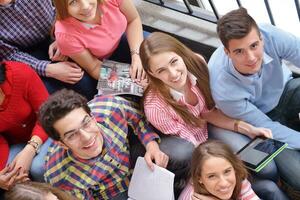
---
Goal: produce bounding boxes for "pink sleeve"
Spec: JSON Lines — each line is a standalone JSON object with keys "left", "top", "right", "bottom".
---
{"left": 239, "top": 179, "right": 260, "bottom": 200}
{"left": 55, "top": 32, "right": 85, "bottom": 56}
{"left": 178, "top": 183, "right": 193, "bottom": 200}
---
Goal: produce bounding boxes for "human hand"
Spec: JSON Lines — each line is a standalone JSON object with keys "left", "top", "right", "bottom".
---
{"left": 48, "top": 41, "right": 68, "bottom": 62}
{"left": 0, "top": 164, "right": 29, "bottom": 190}
{"left": 9, "top": 144, "right": 36, "bottom": 174}
{"left": 46, "top": 61, "right": 84, "bottom": 84}
{"left": 192, "top": 193, "right": 218, "bottom": 200}
{"left": 129, "top": 55, "right": 146, "bottom": 82}
{"left": 247, "top": 127, "right": 273, "bottom": 139}
{"left": 144, "top": 141, "right": 169, "bottom": 170}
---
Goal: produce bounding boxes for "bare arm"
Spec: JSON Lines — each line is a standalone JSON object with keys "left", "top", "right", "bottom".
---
{"left": 68, "top": 49, "right": 102, "bottom": 80}
{"left": 202, "top": 108, "right": 272, "bottom": 139}
{"left": 120, "top": 0, "right": 145, "bottom": 81}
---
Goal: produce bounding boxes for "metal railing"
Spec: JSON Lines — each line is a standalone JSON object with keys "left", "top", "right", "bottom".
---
{"left": 143, "top": 0, "right": 300, "bottom": 25}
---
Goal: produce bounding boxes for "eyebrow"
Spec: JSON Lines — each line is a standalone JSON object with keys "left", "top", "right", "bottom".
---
{"left": 63, "top": 115, "right": 90, "bottom": 137}
{"left": 154, "top": 57, "right": 176, "bottom": 73}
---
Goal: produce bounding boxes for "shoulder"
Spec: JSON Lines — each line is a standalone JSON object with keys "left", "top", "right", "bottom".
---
{"left": 144, "top": 89, "right": 167, "bottom": 107}
{"left": 4, "top": 61, "right": 38, "bottom": 80}
{"left": 103, "top": 0, "right": 123, "bottom": 7}
{"left": 44, "top": 141, "right": 70, "bottom": 185}
{"left": 88, "top": 95, "right": 127, "bottom": 116}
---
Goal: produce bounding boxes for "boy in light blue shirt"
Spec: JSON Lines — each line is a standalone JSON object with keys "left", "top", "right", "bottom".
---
{"left": 208, "top": 7, "right": 300, "bottom": 199}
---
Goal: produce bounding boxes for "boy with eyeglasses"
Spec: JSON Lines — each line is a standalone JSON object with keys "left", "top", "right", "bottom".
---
{"left": 39, "top": 89, "right": 169, "bottom": 200}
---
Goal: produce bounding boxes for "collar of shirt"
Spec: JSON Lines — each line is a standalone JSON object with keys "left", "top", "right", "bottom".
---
{"left": 169, "top": 72, "right": 197, "bottom": 101}
{"left": 228, "top": 52, "right": 273, "bottom": 84}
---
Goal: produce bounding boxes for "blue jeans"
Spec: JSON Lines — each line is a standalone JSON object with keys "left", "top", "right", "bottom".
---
{"left": 208, "top": 125, "right": 288, "bottom": 200}
{"left": 266, "top": 78, "right": 300, "bottom": 191}
{"left": 7, "top": 138, "right": 52, "bottom": 182}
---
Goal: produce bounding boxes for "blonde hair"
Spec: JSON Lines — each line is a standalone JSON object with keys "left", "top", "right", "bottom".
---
{"left": 140, "top": 32, "right": 215, "bottom": 127}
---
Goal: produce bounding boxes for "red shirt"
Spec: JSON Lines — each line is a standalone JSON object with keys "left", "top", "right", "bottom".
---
{"left": 0, "top": 61, "right": 49, "bottom": 169}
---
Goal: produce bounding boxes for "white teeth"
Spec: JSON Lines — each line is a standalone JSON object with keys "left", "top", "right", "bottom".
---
{"left": 83, "top": 138, "right": 95, "bottom": 148}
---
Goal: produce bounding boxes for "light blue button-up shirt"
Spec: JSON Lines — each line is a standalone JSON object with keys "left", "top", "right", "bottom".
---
{"left": 208, "top": 24, "right": 300, "bottom": 149}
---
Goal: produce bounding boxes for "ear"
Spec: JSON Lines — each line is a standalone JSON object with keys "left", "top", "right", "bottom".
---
{"left": 58, "top": 141, "right": 69, "bottom": 150}
{"left": 224, "top": 47, "right": 229, "bottom": 56}
{"left": 198, "top": 177, "right": 203, "bottom": 185}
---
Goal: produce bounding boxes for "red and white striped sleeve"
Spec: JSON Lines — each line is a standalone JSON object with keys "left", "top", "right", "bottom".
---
{"left": 239, "top": 179, "right": 260, "bottom": 200}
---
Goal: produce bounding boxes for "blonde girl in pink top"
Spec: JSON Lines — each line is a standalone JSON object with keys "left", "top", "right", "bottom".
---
{"left": 179, "top": 140, "right": 260, "bottom": 200}
{"left": 139, "top": 32, "right": 272, "bottom": 146}
{"left": 53, "top": 0, "right": 146, "bottom": 82}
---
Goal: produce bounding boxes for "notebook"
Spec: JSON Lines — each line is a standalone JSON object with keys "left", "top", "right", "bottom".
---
{"left": 128, "top": 157, "right": 175, "bottom": 200}
{"left": 237, "top": 137, "right": 287, "bottom": 172}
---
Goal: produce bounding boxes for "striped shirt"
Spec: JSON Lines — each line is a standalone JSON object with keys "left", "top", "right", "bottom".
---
{"left": 144, "top": 73, "right": 210, "bottom": 146}
{"left": 0, "top": 0, "right": 55, "bottom": 76}
{"left": 179, "top": 180, "right": 260, "bottom": 200}
{"left": 44, "top": 96, "right": 159, "bottom": 200}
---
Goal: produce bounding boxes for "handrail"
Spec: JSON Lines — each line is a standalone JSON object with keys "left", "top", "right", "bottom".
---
{"left": 142, "top": 0, "right": 300, "bottom": 25}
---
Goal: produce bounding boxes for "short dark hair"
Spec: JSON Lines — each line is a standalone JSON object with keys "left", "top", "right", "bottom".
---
{"left": 0, "top": 62, "right": 6, "bottom": 84}
{"left": 39, "top": 89, "right": 91, "bottom": 140}
{"left": 217, "top": 7, "right": 260, "bottom": 49}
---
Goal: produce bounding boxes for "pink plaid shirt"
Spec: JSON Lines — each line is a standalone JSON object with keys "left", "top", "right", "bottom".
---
{"left": 144, "top": 73, "right": 211, "bottom": 146}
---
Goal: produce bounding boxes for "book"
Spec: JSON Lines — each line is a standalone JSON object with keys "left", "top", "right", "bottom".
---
{"left": 97, "top": 60, "right": 144, "bottom": 96}
{"left": 128, "top": 157, "right": 175, "bottom": 200}
{"left": 237, "top": 137, "right": 288, "bottom": 172}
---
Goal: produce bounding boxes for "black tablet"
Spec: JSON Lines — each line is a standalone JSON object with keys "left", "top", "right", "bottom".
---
{"left": 237, "top": 137, "right": 287, "bottom": 172}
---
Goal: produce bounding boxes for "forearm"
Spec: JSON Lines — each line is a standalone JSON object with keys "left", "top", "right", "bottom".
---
{"left": 126, "top": 17, "right": 143, "bottom": 54}
{"left": 9, "top": 51, "right": 49, "bottom": 76}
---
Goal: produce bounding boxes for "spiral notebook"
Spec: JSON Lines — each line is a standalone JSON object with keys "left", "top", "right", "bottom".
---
{"left": 128, "top": 157, "right": 175, "bottom": 200}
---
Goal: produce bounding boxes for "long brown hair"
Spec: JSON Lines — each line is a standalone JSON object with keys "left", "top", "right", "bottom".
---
{"left": 4, "top": 181, "right": 78, "bottom": 200}
{"left": 191, "top": 141, "right": 248, "bottom": 200}
{"left": 53, "top": 0, "right": 105, "bottom": 20}
{"left": 139, "top": 32, "right": 215, "bottom": 127}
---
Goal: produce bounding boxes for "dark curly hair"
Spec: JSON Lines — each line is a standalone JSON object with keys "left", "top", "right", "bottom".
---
{"left": 39, "top": 89, "right": 91, "bottom": 140}
{"left": 0, "top": 62, "right": 6, "bottom": 84}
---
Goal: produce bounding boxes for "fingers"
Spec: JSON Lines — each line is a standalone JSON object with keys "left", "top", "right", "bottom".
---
{"left": 4, "top": 166, "right": 21, "bottom": 182}
{"left": 144, "top": 154, "right": 154, "bottom": 171}
{"left": 130, "top": 65, "right": 137, "bottom": 80}
{"left": 48, "top": 43, "right": 54, "bottom": 59}
{"left": 155, "top": 153, "right": 169, "bottom": 168}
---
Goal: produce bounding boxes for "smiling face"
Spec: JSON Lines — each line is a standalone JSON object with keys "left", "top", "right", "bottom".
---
{"left": 199, "top": 156, "right": 236, "bottom": 200}
{"left": 148, "top": 51, "right": 188, "bottom": 92}
{"left": 0, "top": 0, "right": 13, "bottom": 6}
{"left": 67, "top": 0, "right": 98, "bottom": 23}
{"left": 53, "top": 107, "right": 104, "bottom": 159}
{"left": 225, "top": 27, "right": 264, "bottom": 75}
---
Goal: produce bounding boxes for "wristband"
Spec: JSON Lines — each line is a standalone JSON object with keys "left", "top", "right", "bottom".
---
{"left": 130, "top": 49, "right": 139, "bottom": 56}
{"left": 27, "top": 139, "right": 41, "bottom": 154}
{"left": 234, "top": 120, "right": 241, "bottom": 132}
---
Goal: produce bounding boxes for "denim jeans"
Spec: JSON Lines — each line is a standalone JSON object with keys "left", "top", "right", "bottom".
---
{"left": 267, "top": 78, "right": 300, "bottom": 191}
{"left": 7, "top": 138, "right": 52, "bottom": 182}
{"left": 208, "top": 125, "right": 288, "bottom": 200}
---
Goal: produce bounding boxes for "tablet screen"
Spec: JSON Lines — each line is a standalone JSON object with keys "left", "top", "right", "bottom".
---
{"left": 237, "top": 137, "right": 286, "bottom": 169}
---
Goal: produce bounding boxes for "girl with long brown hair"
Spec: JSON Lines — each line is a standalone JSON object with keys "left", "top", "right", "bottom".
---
{"left": 179, "top": 140, "right": 259, "bottom": 200}
{"left": 139, "top": 32, "right": 271, "bottom": 146}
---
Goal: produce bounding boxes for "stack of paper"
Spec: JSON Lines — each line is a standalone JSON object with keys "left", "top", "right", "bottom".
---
{"left": 128, "top": 157, "right": 175, "bottom": 200}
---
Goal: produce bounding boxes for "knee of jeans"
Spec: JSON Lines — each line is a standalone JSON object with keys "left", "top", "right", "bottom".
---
{"left": 160, "top": 136, "right": 194, "bottom": 164}
{"left": 255, "top": 161, "right": 279, "bottom": 182}
{"left": 253, "top": 180, "right": 287, "bottom": 200}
